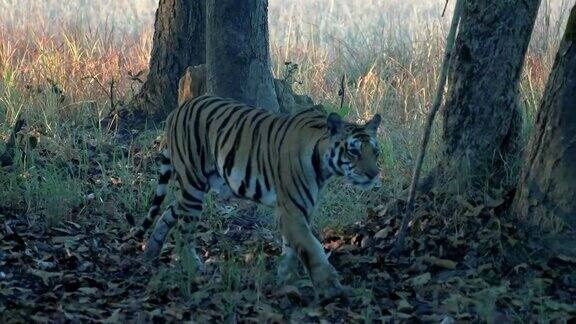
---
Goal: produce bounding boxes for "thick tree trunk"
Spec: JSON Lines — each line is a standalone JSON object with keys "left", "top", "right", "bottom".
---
{"left": 206, "top": 0, "right": 279, "bottom": 111}
{"left": 437, "top": 0, "right": 540, "bottom": 190}
{"left": 513, "top": 6, "right": 576, "bottom": 245}
{"left": 131, "top": 0, "right": 205, "bottom": 118}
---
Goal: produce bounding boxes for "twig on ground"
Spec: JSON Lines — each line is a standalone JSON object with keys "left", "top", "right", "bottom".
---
{"left": 392, "top": 0, "right": 464, "bottom": 256}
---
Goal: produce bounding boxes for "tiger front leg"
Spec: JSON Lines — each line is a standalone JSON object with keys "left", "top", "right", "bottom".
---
{"left": 277, "top": 206, "right": 350, "bottom": 301}
{"left": 277, "top": 236, "right": 300, "bottom": 284}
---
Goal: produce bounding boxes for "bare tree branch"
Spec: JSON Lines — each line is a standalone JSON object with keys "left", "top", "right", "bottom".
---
{"left": 392, "top": 0, "right": 464, "bottom": 255}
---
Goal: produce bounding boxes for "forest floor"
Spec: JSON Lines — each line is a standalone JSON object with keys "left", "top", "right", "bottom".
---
{"left": 1, "top": 136, "right": 575, "bottom": 322}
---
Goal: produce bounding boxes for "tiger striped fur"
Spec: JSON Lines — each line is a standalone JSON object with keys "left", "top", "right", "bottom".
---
{"left": 135, "top": 94, "right": 382, "bottom": 299}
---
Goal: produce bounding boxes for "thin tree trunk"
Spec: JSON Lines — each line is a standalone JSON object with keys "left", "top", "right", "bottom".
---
{"left": 206, "top": 0, "right": 279, "bottom": 111}
{"left": 131, "top": 0, "right": 205, "bottom": 118}
{"left": 513, "top": 6, "right": 576, "bottom": 248}
{"left": 436, "top": 0, "right": 540, "bottom": 191}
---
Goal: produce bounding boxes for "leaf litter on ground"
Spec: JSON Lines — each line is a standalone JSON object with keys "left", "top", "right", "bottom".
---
{"left": 1, "top": 146, "right": 575, "bottom": 322}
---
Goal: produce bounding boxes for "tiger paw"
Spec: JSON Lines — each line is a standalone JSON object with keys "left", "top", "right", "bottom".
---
{"left": 277, "top": 255, "right": 300, "bottom": 284}
{"left": 181, "top": 248, "right": 205, "bottom": 274}
{"left": 317, "top": 283, "right": 353, "bottom": 304}
{"left": 277, "top": 266, "right": 300, "bottom": 285}
{"left": 142, "top": 240, "right": 162, "bottom": 262}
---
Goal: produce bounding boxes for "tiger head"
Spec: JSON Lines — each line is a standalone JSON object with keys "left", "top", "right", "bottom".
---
{"left": 326, "top": 113, "right": 382, "bottom": 189}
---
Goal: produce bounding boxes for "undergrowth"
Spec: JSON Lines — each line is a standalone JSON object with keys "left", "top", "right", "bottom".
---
{"left": 1, "top": 0, "right": 569, "bottom": 231}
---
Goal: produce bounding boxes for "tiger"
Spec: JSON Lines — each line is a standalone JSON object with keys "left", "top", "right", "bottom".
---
{"left": 133, "top": 94, "right": 382, "bottom": 300}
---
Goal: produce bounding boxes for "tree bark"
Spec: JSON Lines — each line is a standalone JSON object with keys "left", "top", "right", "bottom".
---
{"left": 437, "top": 0, "right": 540, "bottom": 190}
{"left": 176, "top": 64, "right": 313, "bottom": 114}
{"left": 206, "top": 0, "right": 279, "bottom": 111}
{"left": 178, "top": 65, "right": 207, "bottom": 106}
{"left": 131, "top": 0, "right": 205, "bottom": 118}
{"left": 513, "top": 6, "right": 576, "bottom": 241}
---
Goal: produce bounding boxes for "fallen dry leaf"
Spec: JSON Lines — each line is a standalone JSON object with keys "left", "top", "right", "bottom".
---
{"left": 422, "top": 256, "right": 458, "bottom": 269}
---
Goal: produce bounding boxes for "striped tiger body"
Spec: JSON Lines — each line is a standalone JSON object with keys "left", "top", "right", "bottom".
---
{"left": 135, "top": 94, "right": 381, "bottom": 299}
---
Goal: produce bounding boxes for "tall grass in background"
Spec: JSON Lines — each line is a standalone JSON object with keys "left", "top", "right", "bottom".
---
{"left": 0, "top": 0, "right": 573, "bottom": 228}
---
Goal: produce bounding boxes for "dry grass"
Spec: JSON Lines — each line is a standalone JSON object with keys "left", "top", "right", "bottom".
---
{"left": 0, "top": 0, "right": 573, "bottom": 228}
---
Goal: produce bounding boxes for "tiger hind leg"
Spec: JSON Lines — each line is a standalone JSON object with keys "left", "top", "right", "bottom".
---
{"left": 133, "top": 149, "right": 172, "bottom": 240}
{"left": 143, "top": 201, "right": 180, "bottom": 261}
{"left": 174, "top": 190, "right": 205, "bottom": 272}
{"left": 143, "top": 183, "right": 206, "bottom": 264}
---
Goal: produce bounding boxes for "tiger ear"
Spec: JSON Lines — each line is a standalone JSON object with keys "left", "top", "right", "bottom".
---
{"left": 327, "top": 113, "right": 344, "bottom": 136}
{"left": 364, "top": 114, "right": 381, "bottom": 134}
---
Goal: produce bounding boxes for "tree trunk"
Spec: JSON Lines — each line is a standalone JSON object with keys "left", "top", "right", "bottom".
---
{"left": 513, "top": 6, "right": 576, "bottom": 247}
{"left": 131, "top": 0, "right": 205, "bottom": 118}
{"left": 206, "top": 0, "right": 279, "bottom": 111}
{"left": 437, "top": 0, "right": 540, "bottom": 191}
